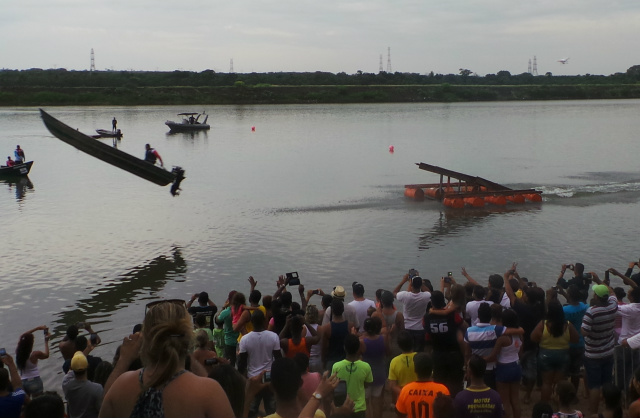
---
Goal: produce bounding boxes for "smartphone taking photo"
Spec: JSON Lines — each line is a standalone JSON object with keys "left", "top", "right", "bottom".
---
{"left": 286, "top": 272, "right": 300, "bottom": 286}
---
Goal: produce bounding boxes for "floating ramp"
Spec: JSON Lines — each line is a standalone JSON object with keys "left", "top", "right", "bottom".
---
{"left": 405, "top": 163, "right": 542, "bottom": 208}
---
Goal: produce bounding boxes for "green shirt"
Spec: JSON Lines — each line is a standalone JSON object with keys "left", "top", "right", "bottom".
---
{"left": 213, "top": 328, "right": 225, "bottom": 357}
{"left": 216, "top": 307, "right": 239, "bottom": 346}
{"left": 332, "top": 359, "right": 373, "bottom": 412}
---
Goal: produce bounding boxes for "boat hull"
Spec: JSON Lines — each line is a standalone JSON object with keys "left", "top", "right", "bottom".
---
{"left": 40, "top": 109, "right": 176, "bottom": 187}
{"left": 165, "top": 121, "right": 210, "bottom": 132}
{"left": 95, "top": 129, "right": 123, "bottom": 138}
{"left": 0, "top": 161, "right": 33, "bottom": 177}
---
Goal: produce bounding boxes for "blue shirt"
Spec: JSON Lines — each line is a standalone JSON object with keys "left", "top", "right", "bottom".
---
{"left": 464, "top": 323, "right": 505, "bottom": 370}
{"left": 563, "top": 302, "right": 588, "bottom": 348}
{"left": 0, "top": 389, "right": 26, "bottom": 418}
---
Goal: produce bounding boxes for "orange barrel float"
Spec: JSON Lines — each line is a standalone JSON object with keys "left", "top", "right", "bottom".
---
{"left": 506, "top": 194, "right": 526, "bottom": 204}
{"left": 404, "top": 187, "right": 425, "bottom": 201}
{"left": 443, "top": 198, "right": 464, "bottom": 208}
{"left": 424, "top": 188, "right": 445, "bottom": 200}
{"left": 464, "top": 197, "right": 485, "bottom": 207}
{"left": 525, "top": 193, "right": 542, "bottom": 202}
{"left": 485, "top": 195, "right": 507, "bottom": 206}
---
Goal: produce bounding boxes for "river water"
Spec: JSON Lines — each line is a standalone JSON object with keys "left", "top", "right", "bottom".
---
{"left": 1, "top": 100, "right": 639, "bottom": 390}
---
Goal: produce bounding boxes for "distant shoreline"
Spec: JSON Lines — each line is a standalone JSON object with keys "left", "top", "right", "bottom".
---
{"left": 2, "top": 84, "right": 640, "bottom": 106}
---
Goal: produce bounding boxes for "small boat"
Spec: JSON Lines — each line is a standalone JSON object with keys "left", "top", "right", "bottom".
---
{"left": 0, "top": 161, "right": 33, "bottom": 177}
{"left": 40, "top": 109, "right": 185, "bottom": 196}
{"left": 165, "top": 112, "right": 210, "bottom": 132}
{"left": 94, "top": 129, "right": 123, "bottom": 139}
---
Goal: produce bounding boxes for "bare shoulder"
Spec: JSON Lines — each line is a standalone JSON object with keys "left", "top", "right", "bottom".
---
{"left": 164, "top": 374, "right": 234, "bottom": 418}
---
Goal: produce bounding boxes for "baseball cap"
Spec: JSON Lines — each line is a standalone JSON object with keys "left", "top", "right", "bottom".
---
{"left": 70, "top": 351, "right": 88, "bottom": 372}
{"left": 592, "top": 284, "right": 609, "bottom": 298}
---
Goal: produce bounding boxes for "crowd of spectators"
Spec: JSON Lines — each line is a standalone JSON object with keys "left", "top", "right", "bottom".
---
{"left": 2, "top": 259, "right": 640, "bottom": 418}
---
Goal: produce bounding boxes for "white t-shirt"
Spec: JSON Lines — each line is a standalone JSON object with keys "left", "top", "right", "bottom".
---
{"left": 238, "top": 330, "right": 281, "bottom": 378}
{"left": 617, "top": 303, "right": 640, "bottom": 342}
{"left": 348, "top": 299, "right": 377, "bottom": 332}
{"left": 396, "top": 291, "right": 431, "bottom": 330}
{"left": 322, "top": 303, "right": 359, "bottom": 329}
{"left": 465, "top": 300, "right": 494, "bottom": 327}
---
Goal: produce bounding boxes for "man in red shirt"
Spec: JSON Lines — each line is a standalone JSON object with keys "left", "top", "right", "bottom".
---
{"left": 396, "top": 353, "right": 450, "bottom": 418}
{"left": 5, "top": 156, "right": 14, "bottom": 167}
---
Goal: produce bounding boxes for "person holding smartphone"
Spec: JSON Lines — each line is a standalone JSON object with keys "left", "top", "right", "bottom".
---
{"left": 0, "top": 353, "right": 26, "bottom": 418}
{"left": 15, "top": 325, "right": 50, "bottom": 397}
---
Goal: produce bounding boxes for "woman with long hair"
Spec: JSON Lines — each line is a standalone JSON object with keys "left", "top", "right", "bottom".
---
{"left": 485, "top": 309, "right": 522, "bottom": 418}
{"left": 531, "top": 299, "right": 579, "bottom": 402}
{"left": 99, "top": 301, "right": 234, "bottom": 418}
{"left": 15, "top": 325, "right": 50, "bottom": 397}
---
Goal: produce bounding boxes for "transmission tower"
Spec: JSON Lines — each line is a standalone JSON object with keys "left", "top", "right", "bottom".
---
{"left": 528, "top": 59, "right": 532, "bottom": 74}
{"left": 230, "top": 58, "right": 234, "bottom": 73}
{"left": 386, "top": 47, "right": 392, "bottom": 73}
{"left": 532, "top": 55, "right": 538, "bottom": 76}
{"left": 379, "top": 54, "right": 383, "bottom": 72}
{"left": 90, "top": 48, "right": 95, "bottom": 72}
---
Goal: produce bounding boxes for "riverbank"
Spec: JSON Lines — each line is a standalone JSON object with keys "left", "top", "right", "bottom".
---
{"left": 2, "top": 84, "right": 640, "bottom": 106}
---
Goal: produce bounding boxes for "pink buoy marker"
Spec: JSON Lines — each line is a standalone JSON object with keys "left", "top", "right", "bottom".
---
{"left": 389, "top": 145, "right": 395, "bottom": 153}
{"left": 251, "top": 126, "right": 256, "bottom": 132}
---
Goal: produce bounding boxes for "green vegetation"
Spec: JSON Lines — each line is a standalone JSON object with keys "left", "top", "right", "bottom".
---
{"left": 1, "top": 66, "right": 640, "bottom": 106}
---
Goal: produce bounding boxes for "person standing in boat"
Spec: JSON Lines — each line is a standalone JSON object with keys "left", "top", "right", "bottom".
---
{"left": 5, "top": 156, "right": 14, "bottom": 167}
{"left": 112, "top": 117, "right": 117, "bottom": 132}
{"left": 14, "top": 145, "right": 25, "bottom": 163}
{"left": 144, "top": 143, "right": 164, "bottom": 167}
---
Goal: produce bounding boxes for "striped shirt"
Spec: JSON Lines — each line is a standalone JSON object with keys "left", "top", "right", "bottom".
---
{"left": 464, "top": 323, "right": 505, "bottom": 370}
{"left": 582, "top": 295, "right": 618, "bottom": 359}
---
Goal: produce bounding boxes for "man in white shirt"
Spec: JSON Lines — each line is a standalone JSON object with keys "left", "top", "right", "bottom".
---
{"left": 393, "top": 273, "right": 431, "bottom": 351}
{"left": 238, "top": 310, "right": 282, "bottom": 418}
{"left": 465, "top": 285, "right": 493, "bottom": 327}
{"left": 322, "top": 285, "right": 359, "bottom": 331}
{"left": 348, "top": 282, "right": 376, "bottom": 333}
{"left": 615, "top": 286, "right": 640, "bottom": 391}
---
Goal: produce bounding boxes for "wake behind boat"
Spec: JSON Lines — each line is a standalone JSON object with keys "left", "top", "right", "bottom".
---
{"left": 0, "top": 161, "right": 33, "bottom": 177}
{"left": 165, "top": 112, "right": 210, "bottom": 132}
{"left": 40, "top": 109, "right": 185, "bottom": 196}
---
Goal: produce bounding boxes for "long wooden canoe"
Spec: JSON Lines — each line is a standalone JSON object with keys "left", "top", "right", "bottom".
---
{"left": 40, "top": 109, "right": 184, "bottom": 194}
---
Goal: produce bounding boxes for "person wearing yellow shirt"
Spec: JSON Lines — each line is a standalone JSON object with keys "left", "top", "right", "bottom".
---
{"left": 388, "top": 331, "right": 418, "bottom": 399}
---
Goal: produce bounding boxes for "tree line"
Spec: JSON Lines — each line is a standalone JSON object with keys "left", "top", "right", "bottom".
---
{"left": 1, "top": 65, "right": 640, "bottom": 88}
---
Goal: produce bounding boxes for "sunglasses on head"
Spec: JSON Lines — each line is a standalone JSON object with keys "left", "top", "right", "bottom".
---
{"left": 144, "top": 298, "right": 187, "bottom": 315}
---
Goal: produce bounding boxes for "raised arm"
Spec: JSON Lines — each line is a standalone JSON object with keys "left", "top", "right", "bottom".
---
{"left": 1, "top": 354, "right": 22, "bottom": 391}
{"left": 393, "top": 274, "right": 410, "bottom": 297}
{"left": 503, "top": 270, "right": 517, "bottom": 307}
{"left": 304, "top": 319, "right": 321, "bottom": 346}
{"left": 103, "top": 333, "right": 142, "bottom": 396}
{"left": 610, "top": 268, "right": 638, "bottom": 289}
{"left": 461, "top": 267, "right": 479, "bottom": 286}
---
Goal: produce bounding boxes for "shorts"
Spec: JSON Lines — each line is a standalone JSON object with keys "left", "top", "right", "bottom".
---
{"left": 365, "top": 384, "right": 385, "bottom": 398}
{"left": 22, "top": 376, "right": 43, "bottom": 396}
{"left": 568, "top": 346, "right": 585, "bottom": 377}
{"left": 496, "top": 361, "right": 522, "bottom": 383}
{"left": 538, "top": 349, "right": 569, "bottom": 373}
{"left": 484, "top": 368, "right": 497, "bottom": 390}
{"left": 584, "top": 355, "right": 614, "bottom": 389}
{"left": 520, "top": 349, "right": 538, "bottom": 382}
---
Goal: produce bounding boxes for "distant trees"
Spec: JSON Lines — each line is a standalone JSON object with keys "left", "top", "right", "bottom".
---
{"left": 1, "top": 66, "right": 640, "bottom": 90}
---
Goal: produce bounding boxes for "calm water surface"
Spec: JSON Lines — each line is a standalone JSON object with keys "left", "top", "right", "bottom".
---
{"left": 1, "top": 101, "right": 639, "bottom": 390}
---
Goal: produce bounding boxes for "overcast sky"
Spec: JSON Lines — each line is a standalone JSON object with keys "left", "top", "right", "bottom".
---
{"left": 2, "top": 0, "right": 637, "bottom": 76}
